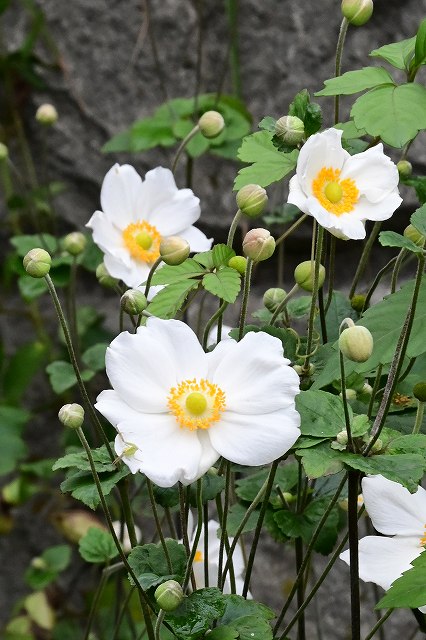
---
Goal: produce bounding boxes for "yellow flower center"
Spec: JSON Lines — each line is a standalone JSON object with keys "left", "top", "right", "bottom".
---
{"left": 122, "top": 221, "right": 161, "bottom": 263}
{"left": 167, "top": 378, "right": 226, "bottom": 431}
{"left": 312, "top": 167, "right": 359, "bottom": 216}
{"left": 420, "top": 526, "right": 426, "bottom": 547}
{"left": 194, "top": 550, "right": 203, "bottom": 563}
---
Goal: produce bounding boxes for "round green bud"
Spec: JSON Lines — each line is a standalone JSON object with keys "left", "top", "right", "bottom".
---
{"left": 294, "top": 261, "right": 326, "bottom": 292}
{"left": 120, "top": 289, "right": 148, "bottom": 315}
{"left": 275, "top": 115, "right": 305, "bottom": 146}
{"left": 198, "top": 111, "right": 225, "bottom": 139}
{"left": 0, "top": 142, "right": 9, "bottom": 161}
{"left": 341, "top": 0, "right": 373, "bottom": 26}
{"left": 160, "top": 236, "right": 190, "bottom": 266}
{"left": 236, "top": 184, "right": 268, "bottom": 218}
{"left": 339, "top": 325, "right": 373, "bottom": 362}
{"left": 31, "top": 557, "right": 47, "bottom": 570}
{"left": 242, "top": 228, "right": 275, "bottom": 262}
{"left": 58, "top": 403, "right": 85, "bottom": 429}
{"left": 35, "top": 103, "right": 58, "bottom": 125}
{"left": 336, "top": 430, "right": 348, "bottom": 446}
{"left": 351, "top": 294, "right": 366, "bottom": 313}
{"left": 404, "top": 224, "right": 425, "bottom": 248}
{"left": 340, "top": 388, "right": 357, "bottom": 402}
{"left": 413, "top": 382, "right": 426, "bottom": 403}
{"left": 362, "top": 382, "right": 373, "bottom": 396}
{"left": 63, "top": 232, "right": 87, "bottom": 256}
{"left": 154, "top": 580, "right": 184, "bottom": 612}
{"left": 96, "top": 262, "right": 118, "bottom": 288}
{"left": 263, "top": 287, "right": 287, "bottom": 312}
{"left": 228, "top": 255, "right": 247, "bottom": 275}
{"left": 23, "top": 248, "right": 51, "bottom": 278}
{"left": 370, "top": 438, "right": 383, "bottom": 454}
{"left": 397, "top": 160, "right": 413, "bottom": 179}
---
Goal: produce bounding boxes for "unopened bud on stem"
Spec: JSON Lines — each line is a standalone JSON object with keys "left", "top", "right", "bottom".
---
{"left": 198, "top": 111, "right": 225, "bottom": 139}
{"left": 228, "top": 256, "right": 247, "bottom": 274}
{"left": 23, "top": 248, "right": 51, "bottom": 278}
{"left": 120, "top": 289, "right": 147, "bottom": 315}
{"left": 58, "top": 403, "right": 85, "bottom": 429}
{"left": 339, "top": 323, "right": 373, "bottom": 362}
{"left": 263, "top": 288, "right": 287, "bottom": 312}
{"left": 242, "top": 228, "right": 275, "bottom": 262}
{"left": 160, "top": 236, "right": 190, "bottom": 266}
{"left": 236, "top": 184, "right": 268, "bottom": 218}
{"left": 154, "top": 580, "right": 184, "bottom": 612}
{"left": 63, "top": 232, "right": 87, "bottom": 256}
{"left": 294, "top": 261, "right": 325, "bottom": 292}
{"left": 36, "top": 103, "right": 58, "bottom": 125}
{"left": 275, "top": 116, "right": 305, "bottom": 146}
{"left": 96, "top": 262, "right": 118, "bottom": 288}
{"left": 341, "top": 0, "right": 373, "bottom": 26}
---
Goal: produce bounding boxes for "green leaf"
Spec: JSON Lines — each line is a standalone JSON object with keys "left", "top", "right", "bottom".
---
{"left": 25, "top": 545, "right": 71, "bottom": 589}
{"left": 415, "top": 18, "right": 426, "bottom": 68}
{"left": 3, "top": 341, "right": 47, "bottom": 405}
{"left": 296, "top": 443, "right": 344, "bottom": 479}
{"left": 226, "top": 503, "right": 259, "bottom": 536}
{"left": 152, "top": 484, "right": 180, "bottom": 508}
{"left": 335, "top": 121, "right": 367, "bottom": 139}
{"left": 202, "top": 267, "right": 241, "bottom": 303}
{"left": 376, "top": 550, "right": 426, "bottom": 609}
{"left": 258, "top": 116, "right": 276, "bottom": 132}
{"left": 370, "top": 37, "right": 416, "bottom": 70}
{"left": 379, "top": 230, "right": 423, "bottom": 254}
{"left": 128, "top": 540, "right": 187, "bottom": 590}
{"left": 81, "top": 343, "right": 108, "bottom": 372}
{"left": 188, "top": 473, "right": 225, "bottom": 505}
{"left": 273, "top": 497, "right": 339, "bottom": 554}
{"left": 220, "top": 594, "right": 275, "bottom": 624}
{"left": 79, "top": 527, "right": 118, "bottom": 563}
{"left": 147, "top": 280, "right": 199, "bottom": 319}
{"left": 207, "top": 627, "right": 238, "bottom": 640}
{"left": 53, "top": 445, "right": 116, "bottom": 473}
{"left": 403, "top": 175, "right": 426, "bottom": 204}
{"left": 103, "top": 116, "right": 176, "bottom": 153}
{"left": 46, "top": 361, "right": 94, "bottom": 394}
{"left": 411, "top": 203, "right": 426, "bottom": 236}
{"left": 287, "top": 296, "right": 311, "bottom": 318}
{"left": 234, "top": 131, "right": 299, "bottom": 190}
{"left": 212, "top": 244, "right": 236, "bottom": 268}
{"left": 0, "top": 407, "right": 29, "bottom": 475}
{"left": 342, "top": 453, "right": 425, "bottom": 492}
{"left": 60, "top": 466, "right": 129, "bottom": 510}
{"left": 296, "top": 390, "right": 349, "bottom": 437}
{"left": 150, "top": 259, "right": 206, "bottom": 285}
{"left": 235, "top": 463, "right": 298, "bottom": 505}
{"left": 10, "top": 234, "right": 57, "bottom": 256}
{"left": 227, "top": 615, "right": 273, "bottom": 640}
{"left": 351, "top": 83, "right": 426, "bottom": 148}
{"left": 387, "top": 434, "right": 426, "bottom": 456}
{"left": 165, "top": 588, "right": 226, "bottom": 640}
{"left": 316, "top": 291, "right": 357, "bottom": 343}
{"left": 315, "top": 67, "right": 394, "bottom": 97}
{"left": 18, "top": 275, "right": 48, "bottom": 301}
{"left": 312, "top": 278, "right": 426, "bottom": 390}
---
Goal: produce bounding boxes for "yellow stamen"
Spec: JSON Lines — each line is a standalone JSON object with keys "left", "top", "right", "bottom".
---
{"left": 420, "top": 527, "right": 426, "bottom": 547}
{"left": 168, "top": 378, "right": 226, "bottom": 431}
{"left": 122, "top": 221, "right": 161, "bottom": 263}
{"left": 194, "top": 550, "right": 203, "bottom": 563}
{"left": 312, "top": 167, "right": 359, "bottom": 216}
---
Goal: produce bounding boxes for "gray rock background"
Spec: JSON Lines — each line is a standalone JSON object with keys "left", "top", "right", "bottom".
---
{"left": 1, "top": 0, "right": 426, "bottom": 637}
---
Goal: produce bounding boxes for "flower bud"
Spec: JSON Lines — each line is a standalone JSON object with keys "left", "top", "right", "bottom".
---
{"left": 35, "top": 103, "right": 58, "bottom": 125}
{"left": 236, "top": 184, "right": 268, "bottom": 218}
{"left": 294, "top": 261, "right": 326, "bottom": 292}
{"left": 413, "top": 382, "right": 426, "bottom": 403}
{"left": 198, "top": 111, "right": 225, "bottom": 139}
{"left": 361, "top": 382, "right": 373, "bottom": 396}
{"left": 63, "top": 232, "right": 87, "bottom": 256}
{"left": 53, "top": 510, "right": 106, "bottom": 543}
{"left": 58, "top": 403, "right": 85, "bottom": 429}
{"left": 31, "top": 557, "right": 47, "bottom": 570}
{"left": 341, "top": 0, "right": 373, "bottom": 26}
{"left": 242, "top": 228, "right": 275, "bottom": 262}
{"left": 275, "top": 116, "right": 305, "bottom": 146}
{"left": 154, "top": 580, "right": 184, "bottom": 612}
{"left": 228, "top": 255, "right": 247, "bottom": 274}
{"left": 293, "top": 363, "right": 315, "bottom": 376}
{"left": 120, "top": 289, "right": 147, "bottom": 315}
{"left": 351, "top": 294, "right": 366, "bottom": 313}
{"left": 263, "top": 287, "right": 287, "bottom": 312}
{"left": 23, "top": 248, "right": 51, "bottom": 278}
{"left": 339, "top": 325, "right": 373, "bottom": 362}
{"left": 336, "top": 430, "right": 348, "bottom": 445}
{"left": 397, "top": 160, "right": 412, "bottom": 178}
{"left": 340, "top": 388, "right": 357, "bottom": 402}
{"left": 96, "top": 262, "right": 118, "bottom": 288}
{"left": 160, "top": 236, "right": 190, "bottom": 266}
{"left": 0, "top": 142, "right": 9, "bottom": 161}
{"left": 403, "top": 224, "right": 425, "bottom": 248}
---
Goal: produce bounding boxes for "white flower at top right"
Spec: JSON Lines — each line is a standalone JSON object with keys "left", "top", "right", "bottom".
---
{"left": 287, "top": 128, "right": 402, "bottom": 240}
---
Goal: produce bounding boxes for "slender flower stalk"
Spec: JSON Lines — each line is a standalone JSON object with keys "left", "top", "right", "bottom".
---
{"left": 303, "top": 225, "right": 324, "bottom": 374}
{"left": 238, "top": 258, "right": 253, "bottom": 340}
{"left": 172, "top": 125, "right": 200, "bottom": 174}
{"left": 227, "top": 209, "right": 243, "bottom": 248}
{"left": 349, "top": 222, "right": 382, "bottom": 298}
{"left": 334, "top": 18, "right": 349, "bottom": 123}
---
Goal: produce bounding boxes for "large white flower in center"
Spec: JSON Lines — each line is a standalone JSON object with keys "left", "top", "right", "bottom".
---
{"left": 340, "top": 474, "right": 426, "bottom": 611}
{"left": 87, "top": 164, "right": 212, "bottom": 287}
{"left": 288, "top": 128, "right": 402, "bottom": 240}
{"left": 95, "top": 318, "right": 301, "bottom": 488}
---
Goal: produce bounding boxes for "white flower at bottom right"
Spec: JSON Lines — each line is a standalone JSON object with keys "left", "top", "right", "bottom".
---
{"left": 340, "top": 474, "right": 426, "bottom": 612}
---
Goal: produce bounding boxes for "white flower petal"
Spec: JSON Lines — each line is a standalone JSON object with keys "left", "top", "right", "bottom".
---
{"left": 305, "top": 197, "right": 366, "bottom": 240}
{"left": 340, "top": 144, "right": 400, "bottom": 204}
{"left": 296, "top": 129, "right": 349, "bottom": 195}
{"left": 95, "top": 389, "right": 141, "bottom": 427}
{"left": 349, "top": 191, "right": 403, "bottom": 222}
{"left": 210, "top": 331, "right": 300, "bottom": 414}
{"left": 340, "top": 535, "right": 423, "bottom": 592}
{"left": 105, "top": 329, "right": 176, "bottom": 413}
{"left": 208, "top": 408, "right": 300, "bottom": 466}
{"left": 104, "top": 252, "right": 149, "bottom": 288}
{"left": 177, "top": 225, "right": 213, "bottom": 253}
{"left": 362, "top": 475, "right": 426, "bottom": 536}
{"left": 115, "top": 433, "right": 145, "bottom": 474}
{"left": 287, "top": 174, "right": 310, "bottom": 213}
{"left": 116, "top": 414, "right": 214, "bottom": 487}
{"left": 100, "top": 164, "right": 142, "bottom": 227}
{"left": 86, "top": 210, "right": 127, "bottom": 257}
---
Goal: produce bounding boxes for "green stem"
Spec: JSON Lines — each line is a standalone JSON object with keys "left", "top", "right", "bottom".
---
{"left": 349, "top": 222, "right": 382, "bottom": 299}
{"left": 202, "top": 300, "right": 228, "bottom": 350}
{"left": 275, "top": 214, "right": 308, "bottom": 246}
{"left": 217, "top": 462, "right": 232, "bottom": 588}
{"left": 227, "top": 209, "right": 243, "bottom": 248}
{"left": 348, "top": 470, "right": 361, "bottom": 640}
{"left": 242, "top": 460, "right": 279, "bottom": 598}
{"left": 172, "top": 125, "right": 200, "bottom": 174}
{"left": 203, "top": 503, "right": 209, "bottom": 587}
{"left": 238, "top": 258, "right": 253, "bottom": 340}
{"left": 334, "top": 18, "right": 349, "bottom": 124}
{"left": 363, "top": 608, "right": 394, "bottom": 640}
{"left": 224, "top": 0, "right": 242, "bottom": 99}
{"left": 367, "top": 364, "right": 383, "bottom": 419}
{"left": 154, "top": 610, "right": 165, "bottom": 640}
{"left": 363, "top": 256, "right": 399, "bottom": 310}
{"left": 44, "top": 275, "right": 114, "bottom": 459}
{"left": 412, "top": 401, "right": 425, "bottom": 435}
{"left": 303, "top": 225, "right": 324, "bottom": 374}
{"left": 178, "top": 483, "right": 196, "bottom": 591}
{"left": 183, "top": 479, "right": 203, "bottom": 590}
{"left": 144, "top": 256, "right": 163, "bottom": 298}
{"left": 270, "top": 284, "right": 299, "bottom": 326}
{"left": 295, "top": 536, "right": 306, "bottom": 640}
{"left": 111, "top": 585, "right": 137, "bottom": 640}
{"left": 146, "top": 479, "right": 173, "bottom": 572}
{"left": 84, "top": 563, "right": 123, "bottom": 640}
{"left": 340, "top": 351, "right": 355, "bottom": 451}
{"left": 390, "top": 249, "right": 407, "bottom": 294}
{"left": 325, "top": 235, "right": 336, "bottom": 312}
{"left": 118, "top": 477, "right": 139, "bottom": 548}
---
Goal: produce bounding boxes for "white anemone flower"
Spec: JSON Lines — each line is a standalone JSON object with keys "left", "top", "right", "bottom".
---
{"left": 287, "top": 128, "right": 402, "bottom": 240}
{"left": 95, "top": 318, "right": 301, "bottom": 488}
{"left": 340, "top": 474, "right": 426, "bottom": 612}
{"left": 87, "top": 164, "right": 212, "bottom": 287}
{"left": 187, "top": 512, "right": 249, "bottom": 596}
